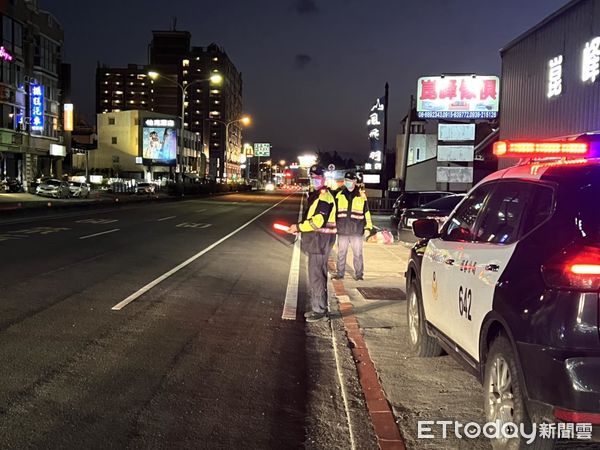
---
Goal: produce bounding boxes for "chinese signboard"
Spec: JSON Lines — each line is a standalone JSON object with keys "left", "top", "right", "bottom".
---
{"left": 144, "top": 118, "right": 175, "bottom": 127}
{"left": 417, "top": 75, "right": 500, "bottom": 119}
{"left": 436, "top": 167, "right": 473, "bottom": 183}
{"left": 547, "top": 55, "right": 563, "bottom": 98}
{"left": 437, "top": 145, "right": 474, "bottom": 162}
{"left": 438, "top": 123, "right": 475, "bottom": 141}
{"left": 30, "top": 84, "right": 44, "bottom": 132}
{"left": 254, "top": 143, "right": 271, "bottom": 157}
{"left": 366, "top": 96, "right": 385, "bottom": 171}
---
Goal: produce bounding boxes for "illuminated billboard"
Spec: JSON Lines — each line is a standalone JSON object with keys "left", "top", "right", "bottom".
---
{"left": 63, "top": 103, "right": 73, "bottom": 132}
{"left": 142, "top": 123, "right": 177, "bottom": 164}
{"left": 416, "top": 75, "right": 500, "bottom": 119}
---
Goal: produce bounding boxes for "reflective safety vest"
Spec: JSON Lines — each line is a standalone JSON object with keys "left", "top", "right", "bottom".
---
{"left": 335, "top": 188, "right": 373, "bottom": 235}
{"left": 298, "top": 188, "right": 337, "bottom": 234}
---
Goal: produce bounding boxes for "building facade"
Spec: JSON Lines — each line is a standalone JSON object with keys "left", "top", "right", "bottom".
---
{"left": 96, "top": 31, "right": 244, "bottom": 182}
{"left": 0, "top": 0, "right": 67, "bottom": 187}
{"left": 84, "top": 110, "right": 205, "bottom": 181}
{"left": 500, "top": 0, "right": 600, "bottom": 152}
{"left": 96, "top": 64, "right": 151, "bottom": 114}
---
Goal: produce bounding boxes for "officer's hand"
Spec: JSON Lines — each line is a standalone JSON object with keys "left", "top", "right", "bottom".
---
{"left": 364, "top": 229, "right": 371, "bottom": 238}
{"left": 288, "top": 224, "right": 299, "bottom": 234}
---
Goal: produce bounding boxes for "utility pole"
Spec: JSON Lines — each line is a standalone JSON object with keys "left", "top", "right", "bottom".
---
{"left": 401, "top": 95, "right": 414, "bottom": 191}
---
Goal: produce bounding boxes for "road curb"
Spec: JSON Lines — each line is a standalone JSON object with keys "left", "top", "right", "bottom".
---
{"left": 332, "top": 276, "right": 407, "bottom": 450}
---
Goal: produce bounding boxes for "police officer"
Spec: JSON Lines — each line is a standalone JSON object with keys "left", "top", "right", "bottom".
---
{"left": 288, "top": 165, "right": 336, "bottom": 322}
{"left": 333, "top": 171, "right": 373, "bottom": 281}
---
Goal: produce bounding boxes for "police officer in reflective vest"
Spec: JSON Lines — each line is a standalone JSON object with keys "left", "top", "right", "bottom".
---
{"left": 333, "top": 171, "right": 373, "bottom": 281}
{"left": 288, "top": 165, "right": 337, "bottom": 322}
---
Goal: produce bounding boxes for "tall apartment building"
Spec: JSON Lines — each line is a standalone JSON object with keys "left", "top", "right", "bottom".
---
{"left": 187, "top": 43, "right": 243, "bottom": 181}
{"left": 96, "top": 64, "right": 151, "bottom": 114}
{"left": 0, "top": 0, "right": 67, "bottom": 186}
{"left": 96, "top": 30, "right": 243, "bottom": 182}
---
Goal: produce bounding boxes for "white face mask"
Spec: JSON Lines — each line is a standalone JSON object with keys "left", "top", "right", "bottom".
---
{"left": 311, "top": 177, "right": 324, "bottom": 190}
{"left": 344, "top": 180, "right": 356, "bottom": 190}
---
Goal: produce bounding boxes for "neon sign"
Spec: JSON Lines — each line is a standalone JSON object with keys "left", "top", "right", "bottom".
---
{"left": 0, "top": 46, "right": 13, "bottom": 62}
{"left": 30, "top": 84, "right": 44, "bottom": 132}
{"left": 547, "top": 55, "right": 563, "bottom": 98}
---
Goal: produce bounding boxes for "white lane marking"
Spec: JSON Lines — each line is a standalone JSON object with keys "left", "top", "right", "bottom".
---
{"left": 157, "top": 216, "right": 176, "bottom": 222}
{"left": 76, "top": 218, "right": 118, "bottom": 224}
{"left": 79, "top": 228, "right": 120, "bottom": 240}
{"left": 328, "top": 283, "right": 357, "bottom": 450}
{"left": 176, "top": 222, "right": 212, "bottom": 229}
{"left": 281, "top": 195, "right": 303, "bottom": 320}
{"left": 111, "top": 196, "right": 292, "bottom": 311}
{"left": 196, "top": 209, "right": 206, "bottom": 212}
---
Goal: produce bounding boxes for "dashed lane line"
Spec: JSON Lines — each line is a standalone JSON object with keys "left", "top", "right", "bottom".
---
{"left": 157, "top": 216, "right": 176, "bottom": 222}
{"left": 79, "top": 229, "right": 121, "bottom": 240}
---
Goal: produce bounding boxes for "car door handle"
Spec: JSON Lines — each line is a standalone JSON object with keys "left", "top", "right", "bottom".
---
{"left": 485, "top": 264, "right": 500, "bottom": 272}
{"left": 444, "top": 258, "right": 455, "bottom": 266}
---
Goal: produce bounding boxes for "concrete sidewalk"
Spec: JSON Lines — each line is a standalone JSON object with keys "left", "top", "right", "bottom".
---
{"left": 331, "top": 229, "right": 490, "bottom": 449}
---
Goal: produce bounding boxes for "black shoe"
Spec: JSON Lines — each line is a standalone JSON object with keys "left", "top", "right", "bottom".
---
{"left": 305, "top": 311, "right": 329, "bottom": 322}
{"left": 354, "top": 275, "right": 364, "bottom": 281}
{"left": 331, "top": 274, "right": 344, "bottom": 280}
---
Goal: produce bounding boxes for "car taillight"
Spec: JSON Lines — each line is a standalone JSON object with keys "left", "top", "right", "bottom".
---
{"left": 542, "top": 244, "right": 600, "bottom": 291}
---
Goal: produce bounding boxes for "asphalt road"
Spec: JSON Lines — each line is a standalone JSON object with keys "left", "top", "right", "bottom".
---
{"left": 0, "top": 192, "right": 346, "bottom": 449}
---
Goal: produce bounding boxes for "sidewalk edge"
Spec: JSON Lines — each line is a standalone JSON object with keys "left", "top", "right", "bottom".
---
{"left": 332, "top": 276, "right": 407, "bottom": 450}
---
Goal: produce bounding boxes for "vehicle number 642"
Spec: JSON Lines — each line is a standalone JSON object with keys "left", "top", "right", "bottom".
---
{"left": 458, "top": 286, "right": 472, "bottom": 321}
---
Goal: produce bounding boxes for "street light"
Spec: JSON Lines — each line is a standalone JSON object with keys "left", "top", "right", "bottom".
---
{"left": 147, "top": 70, "right": 223, "bottom": 182}
{"left": 206, "top": 114, "right": 252, "bottom": 182}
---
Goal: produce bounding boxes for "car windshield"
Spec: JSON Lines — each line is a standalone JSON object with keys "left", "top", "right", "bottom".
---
{"left": 69, "top": 182, "right": 81, "bottom": 187}
{"left": 44, "top": 180, "right": 61, "bottom": 186}
{"left": 421, "top": 195, "right": 464, "bottom": 210}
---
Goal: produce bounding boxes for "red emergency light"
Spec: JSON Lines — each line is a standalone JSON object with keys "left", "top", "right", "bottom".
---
{"left": 493, "top": 140, "right": 589, "bottom": 158}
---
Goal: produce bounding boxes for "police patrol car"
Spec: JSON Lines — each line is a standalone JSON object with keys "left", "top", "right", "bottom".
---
{"left": 405, "top": 139, "right": 600, "bottom": 449}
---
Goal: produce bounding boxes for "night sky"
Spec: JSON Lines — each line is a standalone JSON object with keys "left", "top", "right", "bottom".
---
{"left": 45, "top": 0, "right": 569, "bottom": 161}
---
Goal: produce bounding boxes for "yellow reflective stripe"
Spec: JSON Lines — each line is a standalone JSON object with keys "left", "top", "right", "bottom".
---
{"left": 365, "top": 210, "right": 373, "bottom": 229}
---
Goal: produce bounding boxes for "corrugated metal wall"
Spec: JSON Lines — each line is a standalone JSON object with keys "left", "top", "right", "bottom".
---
{"left": 501, "top": 0, "right": 600, "bottom": 140}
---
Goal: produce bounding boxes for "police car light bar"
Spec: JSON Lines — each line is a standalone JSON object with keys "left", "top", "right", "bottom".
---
{"left": 493, "top": 140, "right": 589, "bottom": 157}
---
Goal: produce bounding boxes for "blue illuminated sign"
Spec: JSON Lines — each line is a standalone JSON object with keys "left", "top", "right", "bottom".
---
{"left": 30, "top": 84, "right": 44, "bottom": 132}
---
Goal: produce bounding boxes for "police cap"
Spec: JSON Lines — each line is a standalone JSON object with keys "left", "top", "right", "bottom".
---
{"left": 309, "top": 165, "right": 325, "bottom": 176}
{"left": 344, "top": 171, "right": 357, "bottom": 180}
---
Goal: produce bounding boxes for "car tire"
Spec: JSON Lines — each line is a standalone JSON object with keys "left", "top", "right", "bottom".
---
{"left": 484, "top": 335, "right": 555, "bottom": 450}
{"left": 407, "top": 280, "right": 443, "bottom": 357}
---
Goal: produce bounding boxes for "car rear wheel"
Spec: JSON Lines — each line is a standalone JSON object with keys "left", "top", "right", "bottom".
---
{"left": 407, "top": 281, "right": 443, "bottom": 357}
{"left": 484, "top": 335, "right": 555, "bottom": 450}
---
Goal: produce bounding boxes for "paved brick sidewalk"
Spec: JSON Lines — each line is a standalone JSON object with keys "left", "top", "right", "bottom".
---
{"left": 332, "top": 234, "right": 490, "bottom": 450}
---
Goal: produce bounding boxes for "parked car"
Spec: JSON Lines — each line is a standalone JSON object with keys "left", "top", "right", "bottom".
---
{"left": 397, "top": 194, "right": 466, "bottom": 243}
{"left": 390, "top": 191, "right": 453, "bottom": 226}
{"left": 36, "top": 179, "right": 70, "bottom": 198}
{"left": 406, "top": 140, "right": 600, "bottom": 448}
{"left": 136, "top": 182, "right": 156, "bottom": 195}
{"left": 0, "top": 177, "right": 23, "bottom": 193}
{"left": 69, "top": 181, "right": 90, "bottom": 198}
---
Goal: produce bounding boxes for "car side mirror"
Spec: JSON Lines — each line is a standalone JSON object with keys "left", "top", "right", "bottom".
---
{"left": 413, "top": 219, "right": 439, "bottom": 239}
